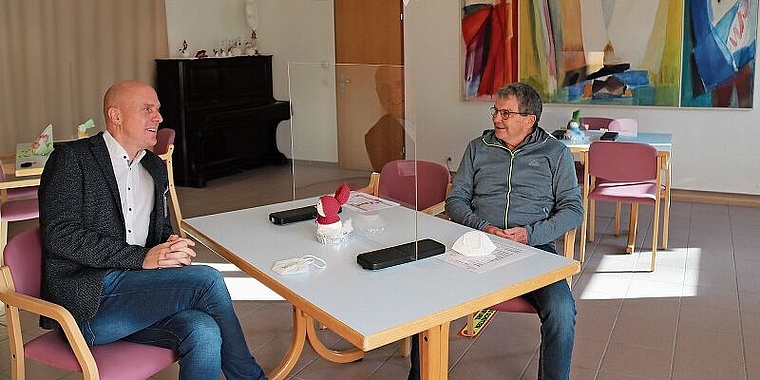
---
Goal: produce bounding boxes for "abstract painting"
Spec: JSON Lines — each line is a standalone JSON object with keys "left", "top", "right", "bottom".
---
{"left": 518, "top": 0, "right": 684, "bottom": 106}
{"left": 462, "top": 0, "right": 519, "bottom": 101}
{"left": 681, "top": 0, "right": 756, "bottom": 108}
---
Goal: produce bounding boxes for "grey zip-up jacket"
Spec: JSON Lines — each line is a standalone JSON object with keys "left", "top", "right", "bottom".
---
{"left": 446, "top": 127, "right": 583, "bottom": 247}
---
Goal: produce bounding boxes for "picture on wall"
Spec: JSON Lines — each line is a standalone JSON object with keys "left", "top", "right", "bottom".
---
{"left": 462, "top": 0, "right": 519, "bottom": 101}
{"left": 523, "top": 0, "right": 684, "bottom": 106}
{"left": 460, "top": 0, "right": 756, "bottom": 108}
{"left": 681, "top": 0, "right": 756, "bottom": 108}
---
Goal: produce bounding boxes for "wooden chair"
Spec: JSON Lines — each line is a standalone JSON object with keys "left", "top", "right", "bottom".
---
{"left": 462, "top": 228, "right": 576, "bottom": 337}
{"left": 0, "top": 227, "right": 178, "bottom": 379}
{"left": 154, "top": 128, "right": 185, "bottom": 237}
{"left": 581, "top": 141, "right": 662, "bottom": 271}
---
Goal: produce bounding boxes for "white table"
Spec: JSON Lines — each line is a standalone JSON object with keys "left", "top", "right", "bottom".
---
{"left": 182, "top": 197, "right": 580, "bottom": 380}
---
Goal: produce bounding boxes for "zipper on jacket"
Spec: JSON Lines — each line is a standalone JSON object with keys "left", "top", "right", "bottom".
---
{"left": 482, "top": 136, "right": 518, "bottom": 229}
{"left": 505, "top": 150, "right": 515, "bottom": 228}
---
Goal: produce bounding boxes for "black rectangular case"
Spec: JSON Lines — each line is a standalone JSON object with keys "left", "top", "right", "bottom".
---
{"left": 356, "top": 239, "right": 446, "bottom": 270}
{"left": 269, "top": 205, "right": 341, "bottom": 225}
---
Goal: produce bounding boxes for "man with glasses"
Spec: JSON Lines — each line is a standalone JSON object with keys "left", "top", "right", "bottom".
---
{"left": 408, "top": 82, "right": 582, "bottom": 380}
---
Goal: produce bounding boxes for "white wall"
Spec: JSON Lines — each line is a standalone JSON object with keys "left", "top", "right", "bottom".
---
{"left": 165, "top": 0, "right": 760, "bottom": 195}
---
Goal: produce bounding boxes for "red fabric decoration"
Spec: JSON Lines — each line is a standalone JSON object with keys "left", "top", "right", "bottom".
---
{"left": 316, "top": 183, "right": 350, "bottom": 225}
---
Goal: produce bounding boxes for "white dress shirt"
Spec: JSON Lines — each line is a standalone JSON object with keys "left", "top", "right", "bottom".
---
{"left": 103, "top": 132, "right": 155, "bottom": 247}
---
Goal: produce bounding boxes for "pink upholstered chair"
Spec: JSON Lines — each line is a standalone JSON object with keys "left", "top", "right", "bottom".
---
{"left": 154, "top": 128, "right": 184, "bottom": 237}
{"left": 0, "top": 166, "right": 39, "bottom": 253}
{"left": 358, "top": 159, "right": 451, "bottom": 216}
{"left": 578, "top": 116, "right": 613, "bottom": 130}
{"left": 357, "top": 159, "right": 451, "bottom": 355}
{"left": 574, "top": 117, "right": 613, "bottom": 184}
{"left": 580, "top": 141, "right": 662, "bottom": 271}
{"left": 0, "top": 227, "right": 179, "bottom": 379}
{"left": 608, "top": 118, "right": 638, "bottom": 134}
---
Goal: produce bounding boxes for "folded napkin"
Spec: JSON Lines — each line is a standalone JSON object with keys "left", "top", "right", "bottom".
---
{"left": 31, "top": 124, "right": 54, "bottom": 155}
{"left": 452, "top": 231, "right": 496, "bottom": 257}
{"left": 77, "top": 119, "right": 95, "bottom": 138}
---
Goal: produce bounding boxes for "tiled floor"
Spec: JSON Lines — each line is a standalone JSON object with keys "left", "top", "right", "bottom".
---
{"left": 2, "top": 163, "right": 759, "bottom": 379}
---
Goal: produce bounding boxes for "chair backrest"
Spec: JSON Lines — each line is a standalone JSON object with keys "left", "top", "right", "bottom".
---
{"left": 588, "top": 141, "right": 658, "bottom": 182}
{"left": 3, "top": 226, "right": 43, "bottom": 297}
{"left": 377, "top": 160, "right": 451, "bottom": 211}
{"left": 608, "top": 118, "right": 638, "bottom": 134}
{"left": 154, "top": 128, "right": 176, "bottom": 156}
{"left": 579, "top": 117, "right": 613, "bottom": 130}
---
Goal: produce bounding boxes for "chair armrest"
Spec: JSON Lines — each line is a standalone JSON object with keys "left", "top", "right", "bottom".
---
{"left": 561, "top": 228, "right": 577, "bottom": 289}
{"left": 0, "top": 267, "right": 99, "bottom": 377}
{"left": 562, "top": 228, "right": 576, "bottom": 260}
{"left": 355, "top": 172, "right": 380, "bottom": 196}
{"left": 421, "top": 201, "right": 445, "bottom": 216}
{"left": 0, "top": 177, "right": 40, "bottom": 190}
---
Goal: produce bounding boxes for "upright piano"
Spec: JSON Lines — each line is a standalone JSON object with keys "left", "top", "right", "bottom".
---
{"left": 156, "top": 55, "right": 290, "bottom": 188}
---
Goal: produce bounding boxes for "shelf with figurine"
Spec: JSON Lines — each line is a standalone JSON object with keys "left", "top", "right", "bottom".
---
{"left": 167, "top": 36, "right": 263, "bottom": 60}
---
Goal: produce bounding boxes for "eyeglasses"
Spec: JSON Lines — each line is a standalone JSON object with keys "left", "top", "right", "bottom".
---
{"left": 490, "top": 106, "right": 532, "bottom": 119}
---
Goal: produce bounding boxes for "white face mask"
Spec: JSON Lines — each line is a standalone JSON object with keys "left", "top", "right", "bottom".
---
{"left": 452, "top": 231, "right": 496, "bottom": 257}
{"left": 272, "top": 255, "right": 327, "bottom": 275}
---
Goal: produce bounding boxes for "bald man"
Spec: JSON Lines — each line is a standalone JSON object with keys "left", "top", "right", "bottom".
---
{"left": 364, "top": 65, "right": 405, "bottom": 171}
{"left": 38, "top": 80, "right": 268, "bottom": 380}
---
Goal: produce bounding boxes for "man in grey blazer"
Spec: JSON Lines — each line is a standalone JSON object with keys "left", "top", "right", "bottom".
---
{"left": 38, "top": 80, "right": 268, "bottom": 380}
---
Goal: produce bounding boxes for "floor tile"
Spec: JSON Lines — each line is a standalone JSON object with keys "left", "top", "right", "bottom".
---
{"left": 599, "top": 342, "right": 671, "bottom": 380}
{"left": 672, "top": 329, "right": 744, "bottom": 380}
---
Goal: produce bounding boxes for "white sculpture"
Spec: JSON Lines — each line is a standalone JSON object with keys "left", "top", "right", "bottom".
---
{"left": 245, "top": 0, "right": 259, "bottom": 31}
{"left": 245, "top": 0, "right": 260, "bottom": 55}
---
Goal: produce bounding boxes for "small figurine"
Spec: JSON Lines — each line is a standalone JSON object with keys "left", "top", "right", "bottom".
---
{"left": 246, "top": 30, "right": 259, "bottom": 55}
{"left": 194, "top": 49, "right": 208, "bottom": 59}
{"left": 179, "top": 40, "right": 190, "bottom": 58}
{"left": 77, "top": 119, "right": 95, "bottom": 139}
{"left": 565, "top": 109, "right": 585, "bottom": 142}
{"left": 316, "top": 183, "right": 352, "bottom": 238}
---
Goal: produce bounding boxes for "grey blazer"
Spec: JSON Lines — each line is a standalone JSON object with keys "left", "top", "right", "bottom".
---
{"left": 38, "top": 132, "right": 173, "bottom": 328}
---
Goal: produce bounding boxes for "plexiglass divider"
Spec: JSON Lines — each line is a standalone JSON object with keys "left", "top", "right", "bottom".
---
{"left": 287, "top": 62, "right": 428, "bottom": 264}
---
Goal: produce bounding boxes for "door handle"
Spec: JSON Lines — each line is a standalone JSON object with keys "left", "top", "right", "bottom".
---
{"left": 339, "top": 75, "right": 351, "bottom": 91}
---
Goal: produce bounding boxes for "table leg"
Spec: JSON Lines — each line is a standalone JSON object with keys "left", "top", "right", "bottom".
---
{"left": 626, "top": 204, "right": 639, "bottom": 253}
{"left": 304, "top": 313, "right": 364, "bottom": 363}
{"left": 420, "top": 322, "right": 450, "bottom": 380}
{"left": 661, "top": 158, "right": 671, "bottom": 250}
{"left": 268, "top": 307, "right": 308, "bottom": 380}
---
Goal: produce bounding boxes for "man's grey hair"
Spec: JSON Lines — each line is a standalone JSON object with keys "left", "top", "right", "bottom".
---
{"left": 496, "top": 82, "right": 543, "bottom": 124}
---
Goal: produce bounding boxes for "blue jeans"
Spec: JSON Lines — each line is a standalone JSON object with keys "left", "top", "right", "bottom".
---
{"left": 79, "top": 265, "right": 267, "bottom": 380}
{"left": 409, "top": 243, "right": 575, "bottom": 380}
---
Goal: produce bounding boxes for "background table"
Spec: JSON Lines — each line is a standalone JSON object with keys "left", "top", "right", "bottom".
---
{"left": 15, "top": 143, "right": 49, "bottom": 177}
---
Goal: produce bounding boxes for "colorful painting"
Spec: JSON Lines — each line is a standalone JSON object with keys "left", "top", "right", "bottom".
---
{"left": 462, "top": 0, "right": 519, "bottom": 101}
{"left": 681, "top": 0, "right": 756, "bottom": 108}
{"left": 518, "top": 0, "right": 684, "bottom": 106}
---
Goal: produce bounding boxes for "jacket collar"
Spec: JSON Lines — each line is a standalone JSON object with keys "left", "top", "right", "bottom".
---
{"left": 481, "top": 125, "right": 546, "bottom": 150}
{"left": 90, "top": 132, "right": 123, "bottom": 214}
